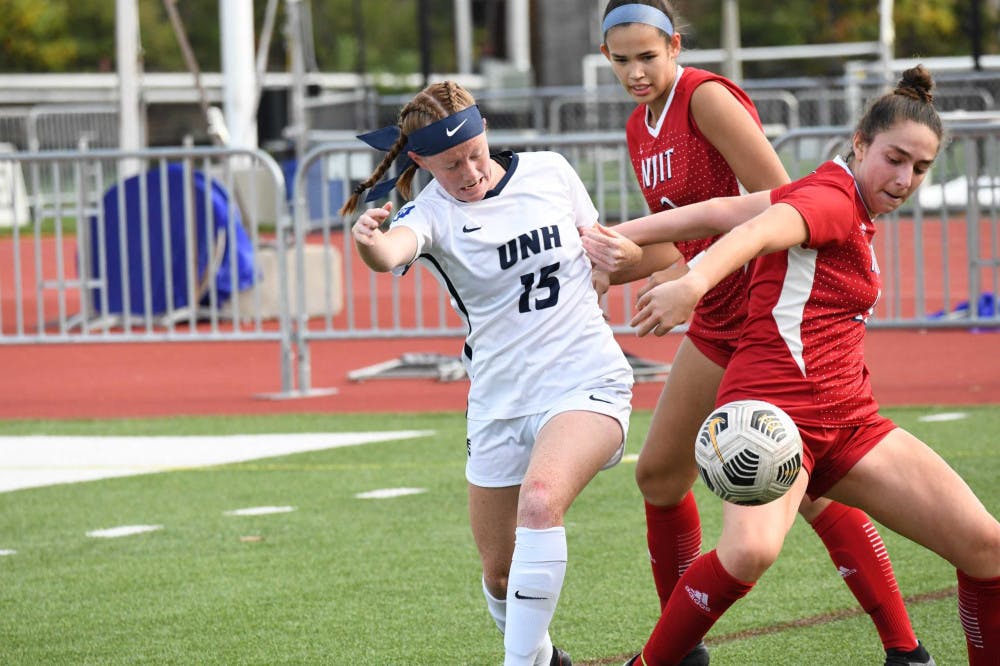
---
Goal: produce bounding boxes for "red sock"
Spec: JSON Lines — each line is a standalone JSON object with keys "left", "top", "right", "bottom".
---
{"left": 957, "top": 569, "right": 1000, "bottom": 666}
{"left": 645, "top": 492, "right": 701, "bottom": 610}
{"left": 642, "top": 550, "right": 754, "bottom": 665}
{"left": 811, "top": 502, "right": 917, "bottom": 651}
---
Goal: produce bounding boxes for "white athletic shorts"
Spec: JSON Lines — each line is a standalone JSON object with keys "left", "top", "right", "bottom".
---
{"left": 465, "top": 379, "right": 632, "bottom": 488}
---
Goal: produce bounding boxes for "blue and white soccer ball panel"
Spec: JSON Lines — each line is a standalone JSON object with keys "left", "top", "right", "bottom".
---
{"left": 695, "top": 399, "right": 803, "bottom": 506}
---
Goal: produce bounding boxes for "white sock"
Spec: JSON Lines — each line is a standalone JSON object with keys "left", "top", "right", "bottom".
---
{"left": 483, "top": 576, "right": 506, "bottom": 634}
{"left": 532, "top": 640, "right": 554, "bottom": 666}
{"left": 503, "top": 526, "right": 567, "bottom": 666}
{"left": 484, "top": 575, "right": 554, "bottom": 664}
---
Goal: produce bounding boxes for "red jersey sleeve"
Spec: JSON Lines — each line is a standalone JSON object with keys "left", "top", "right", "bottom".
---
{"left": 770, "top": 163, "right": 862, "bottom": 247}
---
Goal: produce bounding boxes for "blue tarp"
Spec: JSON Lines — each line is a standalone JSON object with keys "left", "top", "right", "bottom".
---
{"left": 929, "top": 292, "right": 997, "bottom": 320}
{"left": 88, "top": 164, "right": 255, "bottom": 315}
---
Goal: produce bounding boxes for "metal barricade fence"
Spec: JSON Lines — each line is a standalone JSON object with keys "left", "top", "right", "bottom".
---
{"left": 4, "top": 124, "right": 997, "bottom": 399}
{"left": 0, "top": 145, "right": 300, "bottom": 395}
{"left": 291, "top": 124, "right": 1000, "bottom": 393}
{"left": 773, "top": 121, "right": 1000, "bottom": 328}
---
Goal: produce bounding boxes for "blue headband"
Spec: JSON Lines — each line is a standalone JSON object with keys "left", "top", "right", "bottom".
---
{"left": 602, "top": 4, "right": 674, "bottom": 36}
{"left": 357, "top": 105, "right": 485, "bottom": 202}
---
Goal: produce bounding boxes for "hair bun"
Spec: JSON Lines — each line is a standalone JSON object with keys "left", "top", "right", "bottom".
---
{"left": 896, "top": 65, "right": 934, "bottom": 104}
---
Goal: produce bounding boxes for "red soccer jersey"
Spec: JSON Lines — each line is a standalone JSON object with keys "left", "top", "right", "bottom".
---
{"left": 718, "top": 159, "right": 883, "bottom": 427}
{"left": 625, "top": 66, "right": 764, "bottom": 341}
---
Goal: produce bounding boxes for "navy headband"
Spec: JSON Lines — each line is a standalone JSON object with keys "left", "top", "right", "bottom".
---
{"left": 602, "top": 4, "right": 674, "bottom": 36}
{"left": 357, "top": 105, "right": 485, "bottom": 202}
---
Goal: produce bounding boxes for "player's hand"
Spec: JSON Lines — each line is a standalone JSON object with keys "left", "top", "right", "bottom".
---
{"left": 581, "top": 224, "right": 642, "bottom": 272}
{"left": 631, "top": 274, "right": 705, "bottom": 337}
{"left": 591, "top": 269, "right": 610, "bottom": 297}
{"left": 591, "top": 269, "right": 612, "bottom": 321}
{"left": 636, "top": 261, "right": 689, "bottom": 300}
{"left": 352, "top": 202, "right": 393, "bottom": 247}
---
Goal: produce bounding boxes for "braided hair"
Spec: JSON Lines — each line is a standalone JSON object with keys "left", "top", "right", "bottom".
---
{"left": 340, "top": 81, "right": 478, "bottom": 216}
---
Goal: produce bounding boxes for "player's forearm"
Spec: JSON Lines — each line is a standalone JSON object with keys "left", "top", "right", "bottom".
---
{"left": 687, "top": 219, "right": 766, "bottom": 293}
{"left": 617, "top": 193, "right": 771, "bottom": 245}
{"left": 608, "top": 242, "right": 680, "bottom": 285}
{"left": 354, "top": 239, "right": 403, "bottom": 273}
{"left": 687, "top": 202, "right": 807, "bottom": 291}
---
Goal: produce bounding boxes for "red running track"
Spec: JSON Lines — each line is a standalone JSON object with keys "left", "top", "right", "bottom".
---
{"left": 1, "top": 328, "right": 997, "bottom": 420}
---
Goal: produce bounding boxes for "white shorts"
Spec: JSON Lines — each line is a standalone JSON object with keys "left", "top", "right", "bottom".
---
{"left": 465, "top": 380, "right": 632, "bottom": 488}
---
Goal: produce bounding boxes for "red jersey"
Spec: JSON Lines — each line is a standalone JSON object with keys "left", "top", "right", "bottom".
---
{"left": 625, "top": 66, "right": 764, "bottom": 342}
{"left": 718, "top": 159, "right": 882, "bottom": 428}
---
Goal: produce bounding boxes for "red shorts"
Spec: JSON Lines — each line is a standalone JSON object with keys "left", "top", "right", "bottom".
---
{"left": 686, "top": 327, "right": 738, "bottom": 368}
{"left": 799, "top": 414, "right": 898, "bottom": 499}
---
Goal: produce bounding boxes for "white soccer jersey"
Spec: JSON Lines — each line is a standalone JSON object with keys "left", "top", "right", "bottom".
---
{"left": 390, "top": 150, "right": 633, "bottom": 419}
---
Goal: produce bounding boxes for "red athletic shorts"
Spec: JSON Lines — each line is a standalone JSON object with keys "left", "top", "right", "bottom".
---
{"left": 799, "top": 414, "right": 898, "bottom": 499}
{"left": 685, "top": 327, "right": 738, "bottom": 368}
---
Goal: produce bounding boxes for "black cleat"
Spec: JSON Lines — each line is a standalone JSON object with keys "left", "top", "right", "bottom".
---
{"left": 623, "top": 643, "right": 709, "bottom": 666}
{"left": 550, "top": 645, "right": 572, "bottom": 666}
{"left": 679, "top": 642, "right": 710, "bottom": 666}
{"left": 885, "top": 641, "right": 935, "bottom": 666}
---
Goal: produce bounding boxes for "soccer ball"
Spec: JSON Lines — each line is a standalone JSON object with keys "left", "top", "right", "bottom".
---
{"left": 695, "top": 399, "right": 803, "bottom": 506}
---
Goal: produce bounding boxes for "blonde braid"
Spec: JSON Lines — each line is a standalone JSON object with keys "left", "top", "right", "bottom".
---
{"left": 338, "top": 132, "right": 408, "bottom": 216}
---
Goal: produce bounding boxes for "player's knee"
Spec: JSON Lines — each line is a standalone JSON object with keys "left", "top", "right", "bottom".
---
{"left": 796, "top": 497, "right": 829, "bottom": 523}
{"left": 516, "top": 480, "right": 562, "bottom": 528}
{"left": 482, "top": 567, "right": 509, "bottom": 598}
{"left": 961, "top": 518, "right": 1000, "bottom": 578}
{"left": 635, "top": 457, "right": 698, "bottom": 505}
{"left": 719, "top": 538, "right": 781, "bottom": 582}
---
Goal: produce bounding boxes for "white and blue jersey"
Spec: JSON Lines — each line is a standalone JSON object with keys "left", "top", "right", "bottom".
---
{"left": 390, "top": 150, "right": 633, "bottom": 420}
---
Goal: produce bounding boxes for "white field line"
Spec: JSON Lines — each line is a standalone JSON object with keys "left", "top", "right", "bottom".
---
{"left": 354, "top": 487, "right": 427, "bottom": 499}
{"left": 86, "top": 525, "right": 164, "bottom": 539}
{"left": 0, "top": 431, "right": 433, "bottom": 494}
{"left": 917, "top": 412, "right": 969, "bottom": 423}
{"left": 224, "top": 506, "right": 296, "bottom": 516}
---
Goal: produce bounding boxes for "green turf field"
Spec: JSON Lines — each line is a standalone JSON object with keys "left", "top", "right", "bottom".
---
{"left": 0, "top": 407, "right": 995, "bottom": 665}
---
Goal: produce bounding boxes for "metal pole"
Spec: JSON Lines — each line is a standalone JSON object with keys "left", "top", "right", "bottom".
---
{"left": 286, "top": 0, "right": 308, "bottom": 163}
{"left": 115, "top": 0, "right": 144, "bottom": 175}
{"left": 506, "top": 0, "right": 531, "bottom": 72}
{"left": 878, "top": 0, "right": 895, "bottom": 88}
{"left": 220, "top": 0, "right": 259, "bottom": 149}
{"left": 721, "top": 0, "right": 742, "bottom": 84}
{"left": 454, "top": 0, "right": 473, "bottom": 75}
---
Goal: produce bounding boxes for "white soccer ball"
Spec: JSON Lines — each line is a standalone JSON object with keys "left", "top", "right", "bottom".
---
{"left": 695, "top": 399, "right": 803, "bottom": 506}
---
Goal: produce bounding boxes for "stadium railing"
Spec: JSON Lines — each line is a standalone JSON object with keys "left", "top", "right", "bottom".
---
{"left": 2, "top": 121, "right": 998, "bottom": 398}
{"left": 0, "top": 145, "right": 301, "bottom": 396}
{"left": 285, "top": 121, "right": 1000, "bottom": 394}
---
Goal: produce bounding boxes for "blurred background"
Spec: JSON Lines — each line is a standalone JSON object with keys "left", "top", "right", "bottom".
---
{"left": 2, "top": 1, "right": 998, "bottom": 399}
{"left": 2, "top": 0, "right": 998, "bottom": 154}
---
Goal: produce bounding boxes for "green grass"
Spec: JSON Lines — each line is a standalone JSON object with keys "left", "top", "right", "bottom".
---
{"left": 0, "top": 407, "right": 995, "bottom": 665}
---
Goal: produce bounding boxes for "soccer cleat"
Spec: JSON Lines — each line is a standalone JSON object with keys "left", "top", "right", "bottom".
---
{"left": 884, "top": 641, "right": 936, "bottom": 666}
{"left": 550, "top": 646, "right": 572, "bottom": 666}
{"left": 623, "top": 643, "right": 709, "bottom": 666}
{"left": 679, "top": 642, "right": 710, "bottom": 666}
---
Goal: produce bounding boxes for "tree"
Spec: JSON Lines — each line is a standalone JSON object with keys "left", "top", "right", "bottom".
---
{"left": 0, "top": 0, "right": 78, "bottom": 72}
{"left": 675, "top": 0, "right": 990, "bottom": 78}
{"left": 2, "top": 1, "right": 994, "bottom": 79}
